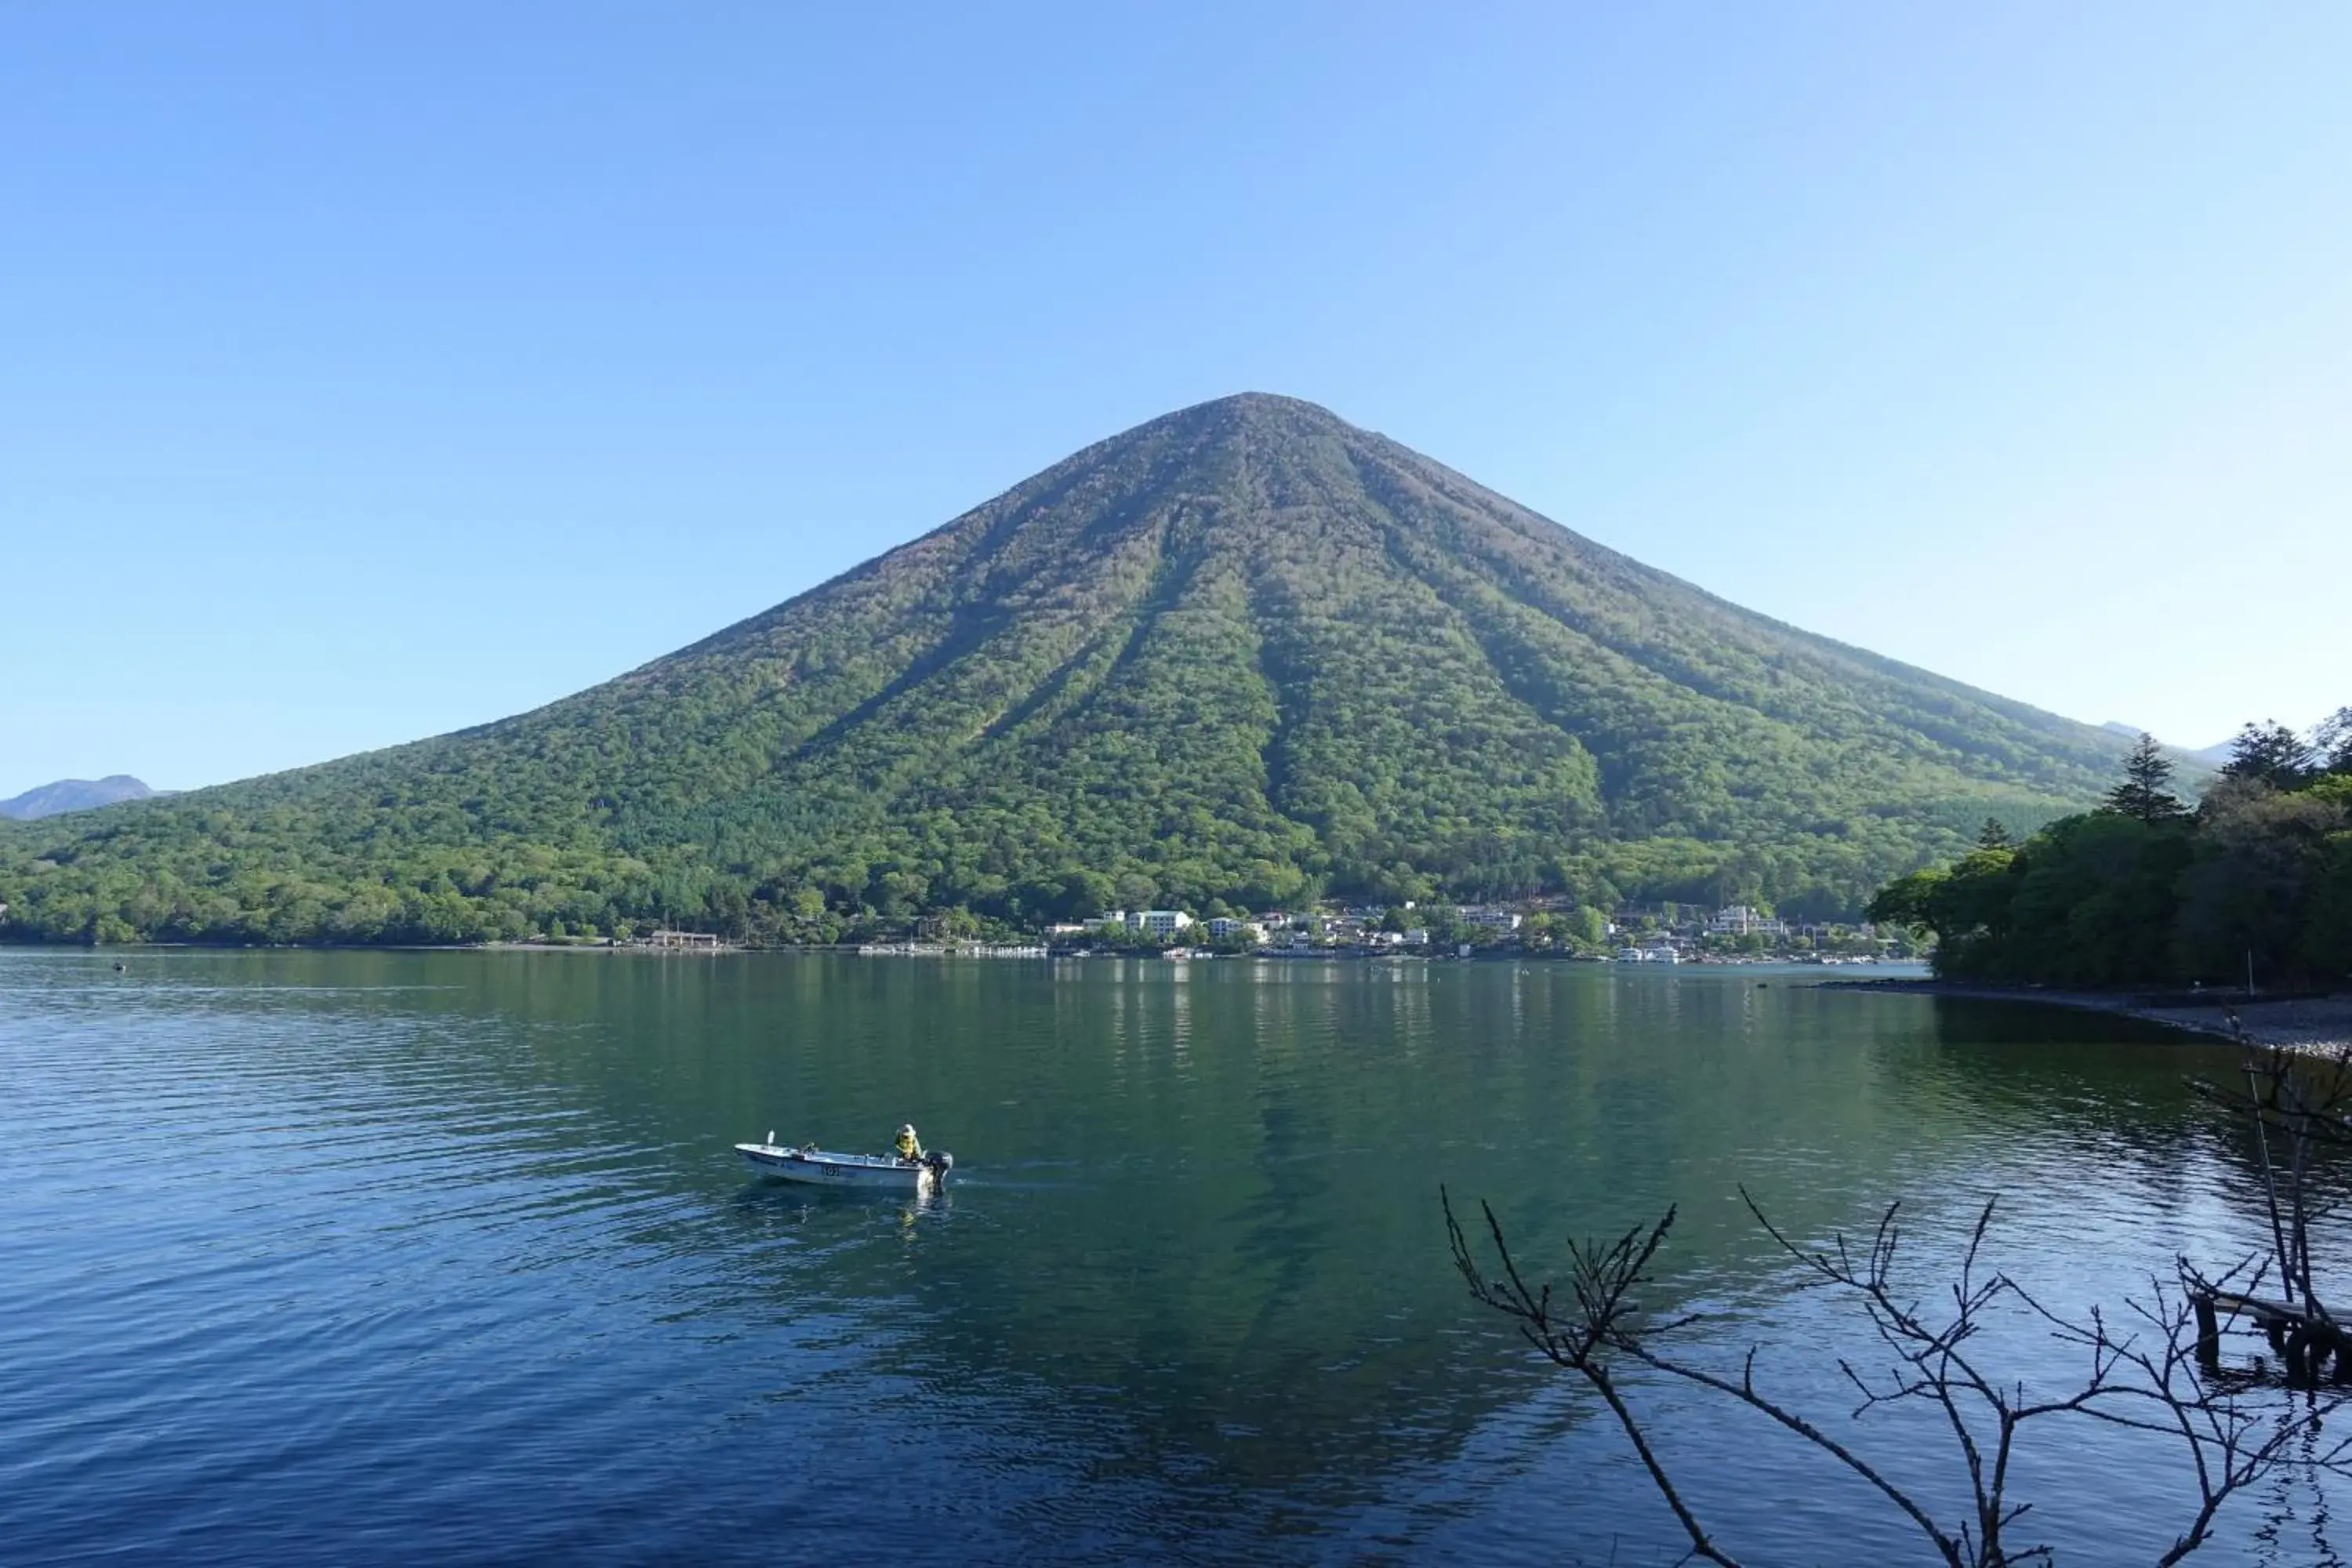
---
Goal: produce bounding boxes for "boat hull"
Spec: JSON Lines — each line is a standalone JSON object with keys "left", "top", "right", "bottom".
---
{"left": 736, "top": 1143, "right": 946, "bottom": 1191}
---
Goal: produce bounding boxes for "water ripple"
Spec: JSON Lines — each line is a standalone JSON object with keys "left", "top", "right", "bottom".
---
{"left": 1, "top": 950, "right": 2334, "bottom": 1564}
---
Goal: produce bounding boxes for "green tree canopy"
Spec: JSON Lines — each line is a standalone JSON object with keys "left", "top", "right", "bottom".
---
{"left": 2316, "top": 708, "right": 2352, "bottom": 776}
{"left": 1873, "top": 715, "right": 2352, "bottom": 990}
{"left": 2222, "top": 720, "right": 2317, "bottom": 790}
{"left": 2100, "top": 731, "right": 2189, "bottom": 825}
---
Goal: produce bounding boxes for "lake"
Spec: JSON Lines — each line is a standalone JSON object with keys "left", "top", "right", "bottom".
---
{"left": 2, "top": 950, "right": 2336, "bottom": 1565}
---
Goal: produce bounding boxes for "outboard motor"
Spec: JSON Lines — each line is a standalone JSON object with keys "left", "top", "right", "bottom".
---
{"left": 924, "top": 1150, "right": 953, "bottom": 1181}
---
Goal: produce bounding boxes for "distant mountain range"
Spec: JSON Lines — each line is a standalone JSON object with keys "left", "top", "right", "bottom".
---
{"left": 2100, "top": 721, "right": 2234, "bottom": 769}
{"left": 0, "top": 394, "right": 2134, "bottom": 946}
{"left": 0, "top": 775, "right": 156, "bottom": 821}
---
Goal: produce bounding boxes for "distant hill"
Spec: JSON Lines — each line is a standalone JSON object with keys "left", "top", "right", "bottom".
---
{"left": 0, "top": 775, "right": 155, "bottom": 821}
{"left": 2101, "top": 721, "right": 2232, "bottom": 773}
{"left": 0, "top": 394, "right": 2132, "bottom": 946}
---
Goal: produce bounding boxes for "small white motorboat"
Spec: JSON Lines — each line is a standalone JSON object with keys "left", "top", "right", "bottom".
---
{"left": 736, "top": 1134, "right": 955, "bottom": 1192}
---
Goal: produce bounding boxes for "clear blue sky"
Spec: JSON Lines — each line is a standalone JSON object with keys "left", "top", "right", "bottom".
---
{"left": 5, "top": 2, "right": 2347, "bottom": 798}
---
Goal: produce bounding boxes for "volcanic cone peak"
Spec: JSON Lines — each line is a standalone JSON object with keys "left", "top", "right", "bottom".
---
{"left": 496, "top": 390, "right": 2118, "bottom": 911}
{"left": 0, "top": 394, "right": 2125, "bottom": 942}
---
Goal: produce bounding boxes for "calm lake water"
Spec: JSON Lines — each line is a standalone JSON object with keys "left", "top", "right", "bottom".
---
{"left": 2, "top": 950, "right": 2339, "bottom": 1565}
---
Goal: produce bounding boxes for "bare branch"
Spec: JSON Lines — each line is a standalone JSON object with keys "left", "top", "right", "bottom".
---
{"left": 1449, "top": 1180, "right": 2343, "bottom": 1566}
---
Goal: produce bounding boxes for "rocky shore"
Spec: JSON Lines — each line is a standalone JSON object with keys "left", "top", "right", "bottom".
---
{"left": 1820, "top": 978, "right": 2352, "bottom": 1054}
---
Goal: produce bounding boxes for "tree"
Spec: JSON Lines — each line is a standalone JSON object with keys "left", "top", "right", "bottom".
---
{"left": 1867, "top": 842, "right": 2021, "bottom": 979}
{"left": 1865, "top": 704, "right": 2352, "bottom": 991}
{"left": 2222, "top": 722, "right": 2316, "bottom": 790}
{"left": 2172, "top": 776, "right": 2347, "bottom": 988}
{"left": 1976, "top": 818, "right": 2016, "bottom": 850}
{"left": 2315, "top": 707, "right": 2352, "bottom": 776}
{"left": 2183, "top": 1045, "right": 2352, "bottom": 1329}
{"left": 2003, "top": 813, "right": 2190, "bottom": 985}
{"left": 2104, "top": 732, "right": 2190, "bottom": 824}
{"left": 1446, "top": 1181, "right": 2344, "bottom": 1566}
{"left": 1420, "top": 903, "right": 1467, "bottom": 946}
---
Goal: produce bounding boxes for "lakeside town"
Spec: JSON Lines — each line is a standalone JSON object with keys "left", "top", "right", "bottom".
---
{"left": 608, "top": 900, "right": 1925, "bottom": 964}
{"left": 1034, "top": 901, "right": 1922, "bottom": 963}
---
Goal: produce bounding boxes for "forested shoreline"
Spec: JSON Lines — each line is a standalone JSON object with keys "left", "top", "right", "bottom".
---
{"left": 1869, "top": 713, "right": 2352, "bottom": 991}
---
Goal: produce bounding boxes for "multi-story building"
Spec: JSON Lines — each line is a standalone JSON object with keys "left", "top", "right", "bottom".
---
{"left": 1705, "top": 905, "right": 1788, "bottom": 938}
{"left": 1131, "top": 909, "right": 1194, "bottom": 937}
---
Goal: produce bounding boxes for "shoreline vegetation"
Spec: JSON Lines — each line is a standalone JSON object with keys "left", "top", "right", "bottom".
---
{"left": 1865, "top": 717, "right": 2351, "bottom": 999}
{"left": 1836, "top": 716, "right": 2351, "bottom": 1054}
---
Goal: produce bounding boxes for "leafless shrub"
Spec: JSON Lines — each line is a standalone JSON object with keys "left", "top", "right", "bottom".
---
{"left": 2187, "top": 1044, "right": 2352, "bottom": 1319}
{"left": 1446, "top": 1185, "right": 2344, "bottom": 1566}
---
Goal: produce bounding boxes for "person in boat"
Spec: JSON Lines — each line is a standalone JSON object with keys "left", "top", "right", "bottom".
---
{"left": 894, "top": 1124, "right": 924, "bottom": 1163}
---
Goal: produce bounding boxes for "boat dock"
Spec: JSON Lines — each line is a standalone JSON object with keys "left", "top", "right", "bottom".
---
{"left": 2193, "top": 1287, "right": 2352, "bottom": 1385}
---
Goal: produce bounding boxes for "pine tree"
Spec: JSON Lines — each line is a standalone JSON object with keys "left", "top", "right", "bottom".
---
{"left": 2220, "top": 721, "right": 2315, "bottom": 789}
{"left": 1976, "top": 818, "right": 2016, "bottom": 850}
{"left": 2103, "top": 732, "right": 2189, "bottom": 823}
{"left": 2315, "top": 707, "right": 2352, "bottom": 775}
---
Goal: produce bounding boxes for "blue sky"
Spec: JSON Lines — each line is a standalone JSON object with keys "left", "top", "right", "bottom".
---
{"left": 5, "top": 2, "right": 2347, "bottom": 797}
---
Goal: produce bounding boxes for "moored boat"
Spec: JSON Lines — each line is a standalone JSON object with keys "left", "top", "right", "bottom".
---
{"left": 736, "top": 1135, "right": 955, "bottom": 1191}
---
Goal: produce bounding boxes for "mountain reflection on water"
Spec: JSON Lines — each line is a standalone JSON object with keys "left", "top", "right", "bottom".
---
{"left": 1, "top": 951, "right": 2339, "bottom": 1565}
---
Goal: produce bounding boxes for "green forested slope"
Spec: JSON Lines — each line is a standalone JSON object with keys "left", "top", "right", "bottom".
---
{"left": 0, "top": 394, "right": 2129, "bottom": 944}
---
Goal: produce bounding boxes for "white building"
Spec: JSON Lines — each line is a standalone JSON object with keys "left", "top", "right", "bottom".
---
{"left": 1206, "top": 916, "right": 1265, "bottom": 942}
{"left": 1131, "top": 909, "right": 1195, "bottom": 937}
{"left": 1461, "top": 908, "right": 1523, "bottom": 931}
{"left": 1706, "top": 905, "right": 1788, "bottom": 938}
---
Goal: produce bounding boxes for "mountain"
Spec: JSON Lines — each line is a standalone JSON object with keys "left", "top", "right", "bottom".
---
{"left": 0, "top": 394, "right": 2131, "bottom": 946}
{"left": 2102, "top": 722, "right": 2230, "bottom": 775}
{"left": 0, "top": 775, "right": 156, "bottom": 821}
